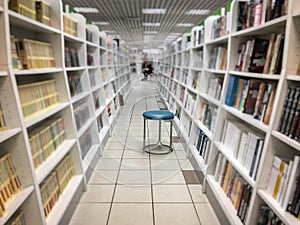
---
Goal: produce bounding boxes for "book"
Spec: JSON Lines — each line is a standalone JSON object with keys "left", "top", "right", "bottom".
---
{"left": 269, "top": 33, "right": 283, "bottom": 74}
{"left": 253, "top": 0, "right": 264, "bottom": 27}
{"left": 36, "top": 0, "right": 51, "bottom": 26}
{"left": 253, "top": 82, "right": 267, "bottom": 120}
{"left": 263, "top": 33, "right": 276, "bottom": 74}
{"left": 263, "top": 83, "right": 277, "bottom": 125}
{"left": 248, "top": 38, "right": 270, "bottom": 73}
{"left": 225, "top": 76, "right": 239, "bottom": 107}
{"left": 9, "top": 0, "right": 36, "bottom": 20}
{"left": 243, "top": 79, "right": 261, "bottom": 115}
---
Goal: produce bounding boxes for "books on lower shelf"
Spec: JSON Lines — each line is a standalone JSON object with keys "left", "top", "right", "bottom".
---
{"left": 221, "top": 119, "right": 264, "bottom": 180}
{"left": 96, "top": 114, "right": 104, "bottom": 133}
{"left": 266, "top": 155, "right": 300, "bottom": 219}
{"left": 214, "top": 154, "right": 253, "bottom": 224}
{"left": 79, "top": 130, "right": 92, "bottom": 159}
{"left": 225, "top": 76, "right": 277, "bottom": 125}
{"left": 0, "top": 101, "right": 6, "bottom": 131}
{"left": 40, "top": 154, "right": 74, "bottom": 217}
{"left": 198, "top": 101, "right": 218, "bottom": 132}
{"left": 195, "top": 128, "right": 211, "bottom": 163}
{"left": 207, "top": 76, "right": 224, "bottom": 100}
{"left": 87, "top": 52, "right": 94, "bottom": 66}
{"left": 10, "top": 36, "right": 22, "bottom": 70}
{"left": 9, "top": 210, "right": 26, "bottom": 225}
{"left": 65, "top": 47, "right": 80, "bottom": 68}
{"left": 18, "top": 79, "right": 59, "bottom": 118}
{"left": 74, "top": 103, "right": 90, "bottom": 131}
{"left": 184, "top": 93, "right": 196, "bottom": 115}
{"left": 192, "top": 49, "right": 203, "bottom": 68}
{"left": 257, "top": 205, "right": 285, "bottom": 225}
{"left": 0, "top": 153, "right": 22, "bottom": 217}
{"left": 277, "top": 86, "right": 300, "bottom": 141}
{"left": 63, "top": 14, "right": 78, "bottom": 37}
{"left": 209, "top": 46, "right": 227, "bottom": 71}
{"left": 68, "top": 74, "right": 82, "bottom": 97}
{"left": 29, "top": 117, "right": 65, "bottom": 168}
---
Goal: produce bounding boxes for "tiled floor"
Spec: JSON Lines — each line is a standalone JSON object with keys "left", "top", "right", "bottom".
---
{"left": 69, "top": 79, "right": 220, "bottom": 225}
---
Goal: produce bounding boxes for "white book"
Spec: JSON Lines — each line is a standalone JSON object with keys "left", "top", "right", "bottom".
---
{"left": 221, "top": 120, "right": 228, "bottom": 143}
{"left": 214, "top": 153, "right": 222, "bottom": 181}
{"left": 282, "top": 156, "right": 300, "bottom": 210}
{"left": 276, "top": 161, "right": 289, "bottom": 201}
{"left": 237, "top": 132, "right": 248, "bottom": 163}
{"left": 251, "top": 139, "right": 264, "bottom": 180}
{"left": 266, "top": 156, "right": 283, "bottom": 195}
{"left": 278, "top": 160, "right": 293, "bottom": 205}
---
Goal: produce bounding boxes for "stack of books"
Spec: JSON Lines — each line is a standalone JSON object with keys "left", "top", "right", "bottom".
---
{"left": 65, "top": 47, "right": 80, "bottom": 67}
{"left": 195, "top": 128, "right": 211, "bottom": 163}
{"left": 9, "top": 0, "right": 36, "bottom": 20}
{"left": 68, "top": 74, "right": 82, "bottom": 97}
{"left": 63, "top": 15, "right": 77, "bottom": 37}
{"left": 209, "top": 46, "right": 227, "bottom": 71}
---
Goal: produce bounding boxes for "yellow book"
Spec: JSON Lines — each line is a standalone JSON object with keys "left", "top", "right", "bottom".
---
{"left": 272, "top": 160, "right": 286, "bottom": 199}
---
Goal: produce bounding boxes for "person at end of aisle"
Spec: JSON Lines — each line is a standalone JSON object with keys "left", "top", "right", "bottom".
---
{"left": 141, "top": 60, "right": 153, "bottom": 81}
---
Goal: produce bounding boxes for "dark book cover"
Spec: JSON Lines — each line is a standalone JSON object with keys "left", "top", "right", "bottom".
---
{"left": 248, "top": 38, "right": 270, "bottom": 73}
{"left": 237, "top": 2, "right": 249, "bottom": 31}
{"left": 274, "top": 34, "right": 285, "bottom": 75}
{"left": 243, "top": 79, "right": 261, "bottom": 115}
{"left": 225, "top": 76, "right": 239, "bottom": 107}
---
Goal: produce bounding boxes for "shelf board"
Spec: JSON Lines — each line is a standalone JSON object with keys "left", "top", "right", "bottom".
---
{"left": 206, "top": 175, "right": 244, "bottom": 225}
{"left": 0, "top": 186, "right": 34, "bottom": 225}
{"left": 232, "top": 16, "right": 287, "bottom": 37}
{"left": 0, "top": 71, "right": 8, "bottom": 76}
{"left": 191, "top": 43, "right": 204, "bottom": 49}
{"left": 292, "top": 11, "right": 300, "bottom": 18}
{"left": 36, "top": 139, "right": 77, "bottom": 184}
{"left": 186, "top": 86, "right": 198, "bottom": 95}
{"left": 286, "top": 75, "right": 300, "bottom": 81}
{"left": 82, "top": 144, "right": 101, "bottom": 174}
{"left": 206, "top": 35, "right": 229, "bottom": 45}
{"left": 194, "top": 120, "right": 213, "bottom": 140}
{"left": 77, "top": 118, "right": 94, "bottom": 138}
{"left": 189, "top": 145, "right": 207, "bottom": 173}
{"left": 24, "top": 103, "right": 69, "bottom": 128}
{"left": 46, "top": 175, "right": 84, "bottom": 225}
{"left": 258, "top": 190, "right": 300, "bottom": 225}
{"left": 87, "top": 65, "right": 99, "bottom": 70}
{"left": 205, "top": 68, "right": 226, "bottom": 74}
{"left": 86, "top": 41, "right": 98, "bottom": 48}
{"left": 64, "top": 33, "right": 85, "bottom": 43}
{"left": 95, "top": 106, "right": 106, "bottom": 118}
{"left": 65, "top": 66, "right": 86, "bottom": 72}
{"left": 272, "top": 131, "right": 300, "bottom": 152}
{"left": 99, "top": 126, "right": 110, "bottom": 143}
{"left": 71, "top": 92, "right": 90, "bottom": 104}
{"left": 200, "top": 93, "right": 221, "bottom": 106}
{"left": 14, "top": 68, "right": 63, "bottom": 75}
{"left": 0, "top": 127, "right": 22, "bottom": 144}
{"left": 214, "top": 141, "right": 256, "bottom": 187}
{"left": 229, "top": 71, "right": 281, "bottom": 80}
{"left": 223, "top": 105, "right": 269, "bottom": 133}
{"left": 9, "top": 10, "right": 60, "bottom": 34}
{"left": 190, "top": 67, "right": 203, "bottom": 72}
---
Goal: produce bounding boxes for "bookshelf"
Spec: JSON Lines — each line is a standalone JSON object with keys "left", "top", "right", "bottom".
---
{"left": 0, "top": 0, "right": 131, "bottom": 224}
{"left": 156, "top": 0, "right": 300, "bottom": 225}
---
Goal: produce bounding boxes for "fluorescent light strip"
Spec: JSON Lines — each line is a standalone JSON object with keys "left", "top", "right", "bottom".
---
{"left": 143, "top": 23, "right": 160, "bottom": 27}
{"left": 93, "top": 21, "right": 110, "bottom": 25}
{"left": 144, "top": 31, "right": 158, "bottom": 34}
{"left": 176, "top": 23, "right": 194, "bottom": 27}
{"left": 186, "top": 9, "right": 211, "bottom": 15}
{"left": 74, "top": 7, "right": 99, "bottom": 13}
{"left": 143, "top": 8, "right": 166, "bottom": 14}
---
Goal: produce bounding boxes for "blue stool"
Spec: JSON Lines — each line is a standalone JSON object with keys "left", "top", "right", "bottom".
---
{"left": 143, "top": 110, "right": 174, "bottom": 154}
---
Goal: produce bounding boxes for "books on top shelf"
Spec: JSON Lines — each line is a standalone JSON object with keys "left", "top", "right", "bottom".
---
{"left": 0, "top": 153, "right": 22, "bottom": 217}
{"left": 192, "top": 26, "right": 204, "bottom": 47}
{"left": 225, "top": 76, "right": 277, "bottom": 125}
{"left": 256, "top": 205, "right": 285, "bottom": 225}
{"left": 14, "top": 39, "right": 55, "bottom": 70}
{"left": 35, "top": 0, "right": 51, "bottom": 26}
{"left": 195, "top": 128, "right": 211, "bottom": 163}
{"left": 40, "top": 154, "right": 74, "bottom": 217}
{"left": 29, "top": 117, "right": 66, "bottom": 168}
{"left": 266, "top": 155, "right": 300, "bottom": 220}
{"left": 265, "top": 0, "right": 288, "bottom": 23}
{"left": 214, "top": 154, "right": 253, "bottom": 224}
{"left": 277, "top": 86, "right": 300, "bottom": 141}
{"left": 211, "top": 8, "right": 227, "bottom": 40}
{"left": 221, "top": 119, "right": 264, "bottom": 180}
{"left": 235, "top": 35, "right": 284, "bottom": 75}
{"left": 65, "top": 47, "right": 80, "bottom": 68}
{"left": 209, "top": 46, "right": 227, "bottom": 71}
{"left": 18, "top": 79, "right": 59, "bottom": 118}
{"left": 63, "top": 14, "right": 78, "bottom": 37}
{"left": 193, "top": 49, "right": 203, "bottom": 68}
{"left": 9, "top": 0, "right": 36, "bottom": 21}
{"left": 0, "top": 101, "right": 6, "bottom": 131}
{"left": 86, "top": 29, "right": 93, "bottom": 43}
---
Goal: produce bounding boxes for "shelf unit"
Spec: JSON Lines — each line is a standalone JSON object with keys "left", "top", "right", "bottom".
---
{"left": 156, "top": 0, "right": 300, "bottom": 225}
{"left": 0, "top": 0, "right": 131, "bottom": 224}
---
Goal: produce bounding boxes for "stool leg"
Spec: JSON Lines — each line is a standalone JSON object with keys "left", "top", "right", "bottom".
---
{"left": 143, "top": 118, "right": 146, "bottom": 151}
{"left": 170, "top": 120, "right": 173, "bottom": 152}
{"left": 158, "top": 120, "right": 161, "bottom": 143}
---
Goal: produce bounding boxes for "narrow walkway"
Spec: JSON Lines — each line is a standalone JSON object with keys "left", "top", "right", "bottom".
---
{"left": 69, "top": 78, "right": 220, "bottom": 225}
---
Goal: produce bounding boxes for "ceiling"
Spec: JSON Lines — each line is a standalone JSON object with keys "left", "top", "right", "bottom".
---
{"left": 61, "top": 0, "right": 229, "bottom": 50}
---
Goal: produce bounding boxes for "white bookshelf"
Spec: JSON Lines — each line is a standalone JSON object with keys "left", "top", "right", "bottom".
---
{"left": 156, "top": 0, "right": 300, "bottom": 225}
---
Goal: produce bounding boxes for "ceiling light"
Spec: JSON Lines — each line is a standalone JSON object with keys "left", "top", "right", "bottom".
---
{"left": 143, "top": 8, "right": 166, "bottom": 14}
{"left": 93, "top": 21, "right": 110, "bottom": 25}
{"left": 186, "top": 9, "right": 211, "bottom": 15}
{"left": 169, "top": 33, "right": 181, "bottom": 36}
{"left": 144, "top": 31, "right": 158, "bottom": 34}
{"left": 143, "top": 23, "right": 160, "bottom": 27}
{"left": 74, "top": 7, "right": 99, "bottom": 13}
{"left": 103, "top": 30, "right": 116, "bottom": 33}
{"left": 176, "top": 23, "right": 194, "bottom": 27}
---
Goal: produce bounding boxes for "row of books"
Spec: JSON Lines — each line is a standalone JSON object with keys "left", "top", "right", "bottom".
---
{"left": 277, "top": 86, "right": 300, "bottom": 141}
{"left": 96, "top": 115, "right": 104, "bottom": 133}
{"left": 183, "top": 93, "right": 196, "bottom": 116}
{"left": 0, "top": 153, "right": 22, "bottom": 217}
{"left": 12, "top": 38, "right": 55, "bottom": 70}
{"left": 87, "top": 53, "right": 94, "bottom": 66}
{"left": 40, "top": 154, "right": 74, "bottom": 217}
{"left": 211, "top": 10, "right": 227, "bottom": 40}
{"left": 221, "top": 120, "right": 264, "bottom": 181}
{"left": 9, "top": 0, "right": 50, "bottom": 25}
{"left": 86, "top": 29, "right": 93, "bottom": 43}
{"left": 63, "top": 14, "right": 78, "bottom": 37}
{"left": 74, "top": 103, "right": 90, "bottom": 131}
{"left": 235, "top": 34, "right": 284, "bottom": 74}
{"left": 214, "top": 155, "right": 253, "bottom": 224}
{"left": 65, "top": 47, "right": 80, "bottom": 68}
{"left": 192, "top": 27, "right": 204, "bottom": 47}
{"left": 198, "top": 102, "right": 218, "bottom": 131}
{"left": 93, "top": 92, "right": 101, "bottom": 110}
{"left": 18, "top": 79, "right": 59, "bottom": 118}
{"left": 257, "top": 205, "right": 285, "bottom": 225}
{"left": 225, "top": 77, "right": 277, "bottom": 125}
{"left": 79, "top": 130, "right": 92, "bottom": 159}
{"left": 186, "top": 72, "right": 198, "bottom": 90}
{"left": 89, "top": 73, "right": 97, "bottom": 88}
{"left": 207, "top": 76, "right": 223, "bottom": 100}
{"left": 266, "top": 155, "right": 300, "bottom": 220}
{"left": 195, "top": 128, "right": 211, "bottom": 163}
{"left": 192, "top": 49, "right": 203, "bottom": 68}
{"left": 237, "top": 0, "right": 287, "bottom": 31}
{"left": 29, "top": 117, "right": 65, "bottom": 168}
{"left": 9, "top": 211, "right": 26, "bottom": 225}
{"left": 209, "top": 46, "right": 227, "bottom": 71}
{"left": 0, "top": 102, "right": 6, "bottom": 131}
{"left": 68, "top": 74, "right": 83, "bottom": 97}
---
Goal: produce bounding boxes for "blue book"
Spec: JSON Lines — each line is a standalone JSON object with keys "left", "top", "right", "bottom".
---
{"left": 225, "top": 76, "right": 239, "bottom": 106}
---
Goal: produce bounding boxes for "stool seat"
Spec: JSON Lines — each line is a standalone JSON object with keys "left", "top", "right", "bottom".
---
{"left": 143, "top": 110, "right": 174, "bottom": 120}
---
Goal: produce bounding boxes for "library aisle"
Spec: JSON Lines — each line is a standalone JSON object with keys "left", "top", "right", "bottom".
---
{"left": 68, "top": 78, "right": 220, "bottom": 225}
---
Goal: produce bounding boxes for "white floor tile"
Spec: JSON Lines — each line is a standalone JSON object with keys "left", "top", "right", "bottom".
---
{"left": 95, "top": 158, "right": 121, "bottom": 170}
{"left": 101, "top": 150, "right": 123, "bottom": 159}
{"left": 68, "top": 203, "right": 110, "bottom": 225}
{"left": 113, "top": 185, "right": 152, "bottom": 202}
{"left": 121, "top": 158, "right": 150, "bottom": 170}
{"left": 105, "top": 141, "right": 125, "bottom": 150}
{"left": 188, "top": 185, "right": 208, "bottom": 203}
{"left": 122, "top": 149, "right": 149, "bottom": 158}
{"left": 153, "top": 185, "right": 192, "bottom": 202}
{"left": 117, "top": 170, "right": 151, "bottom": 184}
{"left": 152, "top": 170, "right": 186, "bottom": 184}
{"left": 89, "top": 170, "right": 119, "bottom": 184}
{"left": 179, "top": 159, "right": 194, "bottom": 170}
{"left": 151, "top": 159, "right": 181, "bottom": 170}
{"left": 80, "top": 185, "right": 115, "bottom": 203}
{"left": 195, "top": 203, "right": 221, "bottom": 225}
